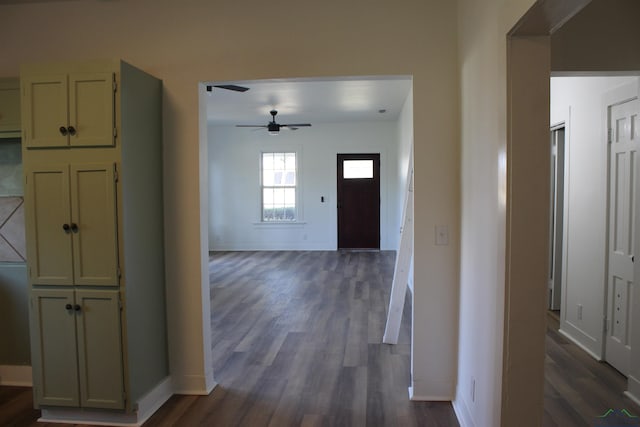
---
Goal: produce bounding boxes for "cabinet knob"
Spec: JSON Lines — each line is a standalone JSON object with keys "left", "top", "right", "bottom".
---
{"left": 74, "top": 304, "right": 81, "bottom": 312}
{"left": 59, "top": 126, "right": 68, "bottom": 136}
{"left": 62, "top": 223, "right": 70, "bottom": 233}
{"left": 68, "top": 126, "right": 76, "bottom": 136}
{"left": 65, "top": 304, "right": 72, "bottom": 310}
{"left": 70, "top": 223, "right": 79, "bottom": 233}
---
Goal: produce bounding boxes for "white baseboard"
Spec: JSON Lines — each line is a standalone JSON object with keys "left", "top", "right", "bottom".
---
{"left": 558, "top": 328, "right": 602, "bottom": 361}
{"left": 40, "top": 376, "right": 174, "bottom": 427}
{"left": 408, "top": 378, "right": 454, "bottom": 401}
{"left": 0, "top": 365, "right": 32, "bottom": 386}
{"left": 40, "top": 408, "right": 139, "bottom": 426}
{"left": 171, "top": 373, "right": 217, "bottom": 395}
{"left": 135, "top": 376, "right": 173, "bottom": 425}
{"left": 625, "top": 375, "right": 640, "bottom": 408}
{"left": 452, "top": 397, "right": 475, "bottom": 427}
{"left": 624, "top": 390, "right": 640, "bottom": 409}
{"left": 408, "top": 386, "right": 452, "bottom": 401}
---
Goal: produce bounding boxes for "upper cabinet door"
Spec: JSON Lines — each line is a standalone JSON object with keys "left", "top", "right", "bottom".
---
{"left": 23, "top": 72, "right": 115, "bottom": 148}
{"left": 70, "top": 163, "right": 119, "bottom": 286}
{"left": 25, "top": 165, "right": 74, "bottom": 285}
{"left": 68, "top": 73, "right": 115, "bottom": 147}
{"left": 23, "top": 74, "right": 69, "bottom": 148}
{"left": 0, "top": 78, "right": 21, "bottom": 136}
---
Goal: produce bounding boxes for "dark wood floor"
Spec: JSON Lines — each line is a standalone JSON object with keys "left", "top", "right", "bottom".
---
{"left": 543, "top": 311, "right": 640, "bottom": 426}
{"left": 2, "top": 251, "right": 638, "bottom": 426}
{"left": 146, "top": 251, "right": 458, "bottom": 426}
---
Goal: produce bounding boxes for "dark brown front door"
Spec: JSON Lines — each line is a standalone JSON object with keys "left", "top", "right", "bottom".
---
{"left": 337, "top": 153, "right": 380, "bottom": 249}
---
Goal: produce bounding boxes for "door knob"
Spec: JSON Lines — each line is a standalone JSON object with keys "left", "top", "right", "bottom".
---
{"left": 70, "top": 223, "right": 79, "bottom": 233}
{"left": 65, "top": 303, "right": 73, "bottom": 310}
{"left": 67, "top": 126, "right": 76, "bottom": 136}
{"left": 62, "top": 223, "right": 70, "bottom": 233}
{"left": 74, "top": 304, "right": 81, "bottom": 312}
{"left": 59, "top": 126, "right": 68, "bottom": 136}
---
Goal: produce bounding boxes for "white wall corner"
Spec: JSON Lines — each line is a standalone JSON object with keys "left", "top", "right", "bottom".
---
{"left": 0, "top": 365, "right": 32, "bottom": 387}
{"left": 452, "top": 397, "right": 475, "bottom": 427}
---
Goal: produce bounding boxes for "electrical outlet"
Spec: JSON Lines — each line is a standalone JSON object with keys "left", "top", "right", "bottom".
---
{"left": 435, "top": 225, "right": 449, "bottom": 246}
{"left": 471, "top": 377, "right": 476, "bottom": 403}
{"left": 577, "top": 304, "right": 583, "bottom": 320}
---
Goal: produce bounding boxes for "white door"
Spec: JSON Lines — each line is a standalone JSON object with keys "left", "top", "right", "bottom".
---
{"left": 606, "top": 98, "right": 639, "bottom": 375}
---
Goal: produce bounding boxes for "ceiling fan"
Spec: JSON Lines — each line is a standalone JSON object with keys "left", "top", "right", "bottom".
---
{"left": 236, "top": 110, "right": 312, "bottom": 135}
{"left": 206, "top": 84, "right": 249, "bottom": 93}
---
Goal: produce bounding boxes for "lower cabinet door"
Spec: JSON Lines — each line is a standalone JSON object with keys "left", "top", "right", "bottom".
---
{"left": 31, "top": 289, "right": 80, "bottom": 407}
{"left": 31, "top": 288, "right": 125, "bottom": 410}
{"left": 75, "top": 289, "right": 125, "bottom": 409}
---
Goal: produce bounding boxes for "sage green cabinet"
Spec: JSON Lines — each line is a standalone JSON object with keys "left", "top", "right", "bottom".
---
{"left": 22, "top": 73, "right": 115, "bottom": 148}
{"left": 31, "top": 288, "right": 124, "bottom": 409}
{"left": 0, "top": 78, "right": 21, "bottom": 138}
{"left": 23, "top": 60, "right": 167, "bottom": 420}
{"left": 24, "top": 163, "right": 119, "bottom": 287}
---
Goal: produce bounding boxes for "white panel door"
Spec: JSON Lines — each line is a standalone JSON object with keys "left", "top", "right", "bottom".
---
{"left": 606, "top": 98, "right": 639, "bottom": 375}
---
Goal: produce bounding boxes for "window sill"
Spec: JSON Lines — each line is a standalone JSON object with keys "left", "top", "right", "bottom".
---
{"left": 253, "top": 221, "right": 307, "bottom": 227}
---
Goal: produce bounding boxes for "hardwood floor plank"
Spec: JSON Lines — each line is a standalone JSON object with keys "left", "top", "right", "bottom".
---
{"left": 543, "top": 312, "right": 640, "bottom": 426}
{"left": 2, "top": 251, "right": 456, "bottom": 426}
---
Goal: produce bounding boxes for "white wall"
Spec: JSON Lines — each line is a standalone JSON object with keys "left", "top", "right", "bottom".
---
{"left": 208, "top": 121, "right": 399, "bottom": 251}
{"left": 455, "top": 0, "right": 540, "bottom": 426}
{"left": 396, "top": 90, "right": 414, "bottom": 290}
{"left": 397, "top": 91, "right": 414, "bottom": 215}
{"left": 550, "top": 76, "right": 638, "bottom": 357}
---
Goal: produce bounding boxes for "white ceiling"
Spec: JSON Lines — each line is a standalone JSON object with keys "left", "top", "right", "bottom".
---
{"left": 205, "top": 76, "right": 413, "bottom": 126}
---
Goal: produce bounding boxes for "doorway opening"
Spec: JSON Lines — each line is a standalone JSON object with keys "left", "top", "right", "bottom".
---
{"left": 548, "top": 76, "right": 639, "bottom": 372}
{"left": 201, "top": 75, "right": 414, "bottom": 392}
{"left": 505, "top": 1, "right": 640, "bottom": 422}
{"left": 548, "top": 124, "right": 565, "bottom": 313}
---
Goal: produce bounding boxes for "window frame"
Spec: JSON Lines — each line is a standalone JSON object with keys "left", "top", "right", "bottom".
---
{"left": 260, "top": 150, "right": 300, "bottom": 223}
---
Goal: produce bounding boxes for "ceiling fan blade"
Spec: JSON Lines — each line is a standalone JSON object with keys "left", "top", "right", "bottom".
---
{"left": 213, "top": 84, "right": 250, "bottom": 92}
{"left": 281, "top": 124, "right": 312, "bottom": 128}
{"left": 236, "top": 125, "right": 268, "bottom": 128}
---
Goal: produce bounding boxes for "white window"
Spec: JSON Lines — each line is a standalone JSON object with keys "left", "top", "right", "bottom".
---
{"left": 261, "top": 152, "right": 296, "bottom": 221}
